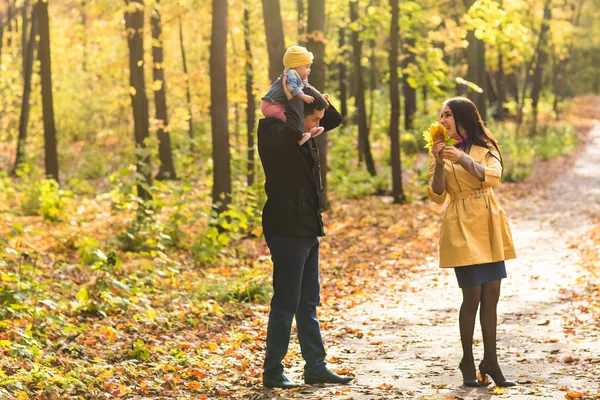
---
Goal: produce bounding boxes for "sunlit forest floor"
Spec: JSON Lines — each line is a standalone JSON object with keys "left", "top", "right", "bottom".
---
{"left": 1, "top": 98, "right": 599, "bottom": 399}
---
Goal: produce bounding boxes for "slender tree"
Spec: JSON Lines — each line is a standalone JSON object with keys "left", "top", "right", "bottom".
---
{"left": 464, "top": 0, "right": 487, "bottom": 119}
{"left": 338, "top": 27, "right": 348, "bottom": 117}
{"left": 21, "top": 0, "right": 29, "bottom": 76}
{"left": 297, "top": 0, "right": 306, "bottom": 45}
{"left": 495, "top": 49, "right": 507, "bottom": 120}
{"left": 402, "top": 36, "right": 417, "bottom": 130}
{"left": 368, "top": 35, "right": 376, "bottom": 130}
{"left": 389, "top": 0, "right": 406, "bottom": 204}
{"left": 262, "top": 0, "right": 286, "bottom": 82}
{"left": 6, "top": 0, "right": 14, "bottom": 48}
{"left": 79, "top": 0, "right": 88, "bottom": 72}
{"left": 210, "top": 0, "right": 231, "bottom": 213}
{"left": 243, "top": 2, "right": 256, "bottom": 187}
{"left": 151, "top": 1, "right": 176, "bottom": 180}
{"left": 179, "top": 16, "right": 194, "bottom": 152}
{"left": 125, "top": 0, "right": 152, "bottom": 200}
{"left": 350, "top": 0, "right": 376, "bottom": 176}
{"left": 553, "top": 0, "right": 583, "bottom": 118}
{"left": 516, "top": 0, "right": 552, "bottom": 127}
{"left": 307, "top": 0, "right": 333, "bottom": 208}
{"left": 530, "top": 3, "right": 551, "bottom": 135}
{"left": 0, "top": 11, "right": 4, "bottom": 64}
{"left": 37, "top": 0, "right": 58, "bottom": 181}
{"left": 13, "top": 3, "right": 37, "bottom": 173}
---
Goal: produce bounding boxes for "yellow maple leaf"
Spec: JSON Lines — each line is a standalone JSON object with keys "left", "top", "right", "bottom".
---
{"left": 16, "top": 392, "right": 30, "bottom": 400}
{"left": 422, "top": 122, "right": 457, "bottom": 151}
{"left": 152, "top": 80, "right": 163, "bottom": 92}
{"left": 488, "top": 386, "right": 507, "bottom": 395}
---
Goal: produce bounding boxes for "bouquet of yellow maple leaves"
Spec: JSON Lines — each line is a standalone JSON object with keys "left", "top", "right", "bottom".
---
{"left": 422, "top": 122, "right": 457, "bottom": 151}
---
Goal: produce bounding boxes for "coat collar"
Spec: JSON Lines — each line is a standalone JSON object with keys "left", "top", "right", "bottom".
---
{"left": 469, "top": 144, "right": 491, "bottom": 163}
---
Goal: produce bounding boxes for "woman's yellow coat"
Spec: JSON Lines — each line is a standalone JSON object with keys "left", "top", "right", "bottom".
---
{"left": 428, "top": 145, "right": 516, "bottom": 268}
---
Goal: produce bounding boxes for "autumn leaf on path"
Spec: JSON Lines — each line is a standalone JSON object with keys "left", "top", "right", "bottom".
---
{"left": 564, "top": 392, "right": 583, "bottom": 399}
{"left": 488, "top": 386, "right": 507, "bottom": 395}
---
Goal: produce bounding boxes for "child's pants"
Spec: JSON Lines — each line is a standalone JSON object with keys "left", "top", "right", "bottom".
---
{"left": 261, "top": 100, "right": 287, "bottom": 121}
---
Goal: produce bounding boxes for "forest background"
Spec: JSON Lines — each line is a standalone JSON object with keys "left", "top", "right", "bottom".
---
{"left": 0, "top": 0, "right": 599, "bottom": 398}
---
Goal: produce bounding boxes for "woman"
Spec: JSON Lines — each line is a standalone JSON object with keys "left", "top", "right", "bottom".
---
{"left": 428, "top": 97, "right": 517, "bottom": 387}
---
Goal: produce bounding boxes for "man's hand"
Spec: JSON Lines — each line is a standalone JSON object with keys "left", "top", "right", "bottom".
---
{"left": 299, "top": 94, "right": 314, "bottom": 103}
{"left": 322, "top": 93, "right": 330, "bottom": 101}
{"left": 441, "top": 145, "right": 462, "bottom": 163}
{"left": 432, "top": 140, "right": 445, "bottom": 164}
{"left": 281, "top": 73, "right": 293, "bottom": 101}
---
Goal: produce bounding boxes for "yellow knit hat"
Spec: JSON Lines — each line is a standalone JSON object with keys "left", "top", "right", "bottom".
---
{"left": 283, "top": 46, "right": 314, "bottom": 69}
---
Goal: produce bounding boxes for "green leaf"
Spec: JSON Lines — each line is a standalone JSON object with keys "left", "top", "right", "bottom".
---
{"left": 76, "top": 287, "right": 89, "bottom": 302}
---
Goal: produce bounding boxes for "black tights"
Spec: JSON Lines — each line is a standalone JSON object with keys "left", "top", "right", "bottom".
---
{"left": 459, "top": 280, "right": 502, "bottom": 377}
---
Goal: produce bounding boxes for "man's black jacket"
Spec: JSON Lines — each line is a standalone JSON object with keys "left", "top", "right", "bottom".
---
{"left": 257, "top": 98, "right": 342, "bottom": 237}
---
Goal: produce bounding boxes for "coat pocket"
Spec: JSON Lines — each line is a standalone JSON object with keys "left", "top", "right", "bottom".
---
{"left": 297, "top": 188, "right": 314, "bottom": 216}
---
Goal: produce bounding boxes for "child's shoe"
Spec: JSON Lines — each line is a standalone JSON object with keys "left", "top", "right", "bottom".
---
{"left": 298, "top": 132, "right": 311, "bottom": 145}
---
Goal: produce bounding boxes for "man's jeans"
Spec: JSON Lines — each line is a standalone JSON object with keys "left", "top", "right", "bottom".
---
{"left": 263, "top": 235, "right": 326, "bottom": 378}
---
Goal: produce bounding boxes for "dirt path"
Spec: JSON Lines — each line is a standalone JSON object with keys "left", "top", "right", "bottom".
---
{"left": 319, "top": 122, "right": 600, "bottom": 400}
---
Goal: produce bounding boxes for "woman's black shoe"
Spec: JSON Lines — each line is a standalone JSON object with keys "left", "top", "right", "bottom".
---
{"left": 458, "top": 359, "right": 480, "bottom": 387}
{"left": 478, "top": 361, "right": 517, "bottom": 387}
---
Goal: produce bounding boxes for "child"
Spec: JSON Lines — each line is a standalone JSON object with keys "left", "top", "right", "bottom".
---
{"left": 262, "top": 45, "right": 324, "bottom": 145}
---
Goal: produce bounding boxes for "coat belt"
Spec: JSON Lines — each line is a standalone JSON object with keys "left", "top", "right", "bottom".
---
{"left": 449, "top": 188, "right": 493, "bottom": 216}
{"left": 449, "top": 188, "right": 493, "bottom": 201}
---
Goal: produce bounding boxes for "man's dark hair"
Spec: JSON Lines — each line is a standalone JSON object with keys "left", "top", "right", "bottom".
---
{"left": 302, "top": 86, "right": 329, "bottom": 116}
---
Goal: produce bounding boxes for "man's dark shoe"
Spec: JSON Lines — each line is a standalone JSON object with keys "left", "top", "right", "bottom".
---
{"left": 304, "top": 367, "right": 354, "bottom": 385}
{"left": 263, "top": 374, "right": 301, "bottom": 389}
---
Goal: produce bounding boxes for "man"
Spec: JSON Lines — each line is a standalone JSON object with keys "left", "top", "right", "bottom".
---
{"left": 257, "top": 77, "right": 353, "bottom": 388}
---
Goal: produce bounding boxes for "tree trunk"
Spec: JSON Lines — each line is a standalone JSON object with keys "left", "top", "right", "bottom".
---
{"left": 125, "top": 0, "right": 152, "bottom": 200}
{"left": 465, "top": 29, "right": 487, "bottom": 119}
{"left": 495, "top": 49, "right": 507, "bottom": 120}
{"left": 389, "top": 0, "right": 406, "bottom": 204}
{"left": 530, "top": 32, "right": 549, "bottom": 134}
{"left": 553, "top": 0, "right": 583, "bottom": 119}
{"left": 262, "top": 0, "right": 286, "bottom": 82}
{"left": 368, "top": 36, "right": 376, "bottom": 130}
{"left": 80, "top": 0, "right": 87, "bottom": 72}
{"left": 486, "top": 71, "right": 498, "bottom": 106}
{"left": 552, "top": 55, "right": 567, "bottom": 119}
{"left": 529, "top": 3, "right": 551, "bottom": 135}
{"left": 0, "top": 19, "right": 4, "bottom": 66}
{"left": 402, "top": 37, "right": 417, "bottom": 130}
{"left": 516, "top": 0, "right": 551, "bottom": 126}
{"left": 13, "top": 3, "right": 37, "bottom": 173}
{"left": 338, "top": 27, "right": 347, "bottom": 117}
{"left": 506, "top": 72, "right": 519, "bottom": 102}
{"left": 210, "top": 0, "right": 231, "bottom": 213}
{"left": 37, "top": 0, "right": 59, "bottom": 182}
{"left": 350, "top": 0, "right": 376, "bottom": 177}
{"left": 6, "top": 0, "right": 13, "bottom": 48}
{"left": 297, "top": 0, "right": 305, "bottom": 45}
{"left": 151, "top": 2, "right": 176, "bottom": 180}
{"left": 179, "top": 16, "right": 194, "bottom": 153}
{"left": 307, "top": 0, "right": 332, "bottom": 208}
{"left": 243, "top": 4, "right": 256, "bottom": 187}
{"left": 21, "top": 0, "right": 29, "bottom": 76}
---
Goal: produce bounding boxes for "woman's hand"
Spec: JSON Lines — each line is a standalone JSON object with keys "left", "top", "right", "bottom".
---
{"left": 281, "top": 73, "right": 293, "bottom": 100}
{"left": 441, "top": 146, "right": 463, "bottom": 163}
{"left": 432, "top": 140, "right": 445, "bottom": 164}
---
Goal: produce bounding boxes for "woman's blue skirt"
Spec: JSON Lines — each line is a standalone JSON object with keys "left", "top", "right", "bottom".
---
{"left": 454, "top": 261, "right": 507, "bottom": 289}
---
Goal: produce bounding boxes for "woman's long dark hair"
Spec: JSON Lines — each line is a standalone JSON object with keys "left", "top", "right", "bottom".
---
{"left": 443, "top": 97, "right": 503, "bottom": 169}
